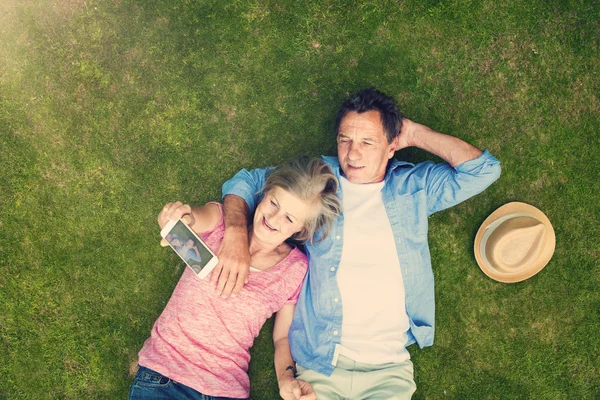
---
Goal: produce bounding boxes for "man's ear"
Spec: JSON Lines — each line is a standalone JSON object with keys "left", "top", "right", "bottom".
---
{"left": 388, "top": 136, "right": 400, "bottom": 158}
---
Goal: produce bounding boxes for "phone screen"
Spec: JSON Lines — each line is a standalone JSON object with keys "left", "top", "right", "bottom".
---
{"left": 161, "top": 219, "right": 218, "bottom": 278}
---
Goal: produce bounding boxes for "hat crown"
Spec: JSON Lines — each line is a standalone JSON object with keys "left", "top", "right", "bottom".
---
{"left": 490, "top": 221, "right": 545, "bottom": 271}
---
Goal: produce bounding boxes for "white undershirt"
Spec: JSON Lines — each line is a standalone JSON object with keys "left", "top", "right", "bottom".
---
{"left": 336, "top": 176, "right": 410, "bottom": 364}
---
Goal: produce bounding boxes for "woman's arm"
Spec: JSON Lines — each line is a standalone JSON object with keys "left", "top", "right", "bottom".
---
{"left": 273, "top": 304, "right": 316, "bottom": 400}
{"left": 158, "top": 201, "right": 220, "bottom": 234}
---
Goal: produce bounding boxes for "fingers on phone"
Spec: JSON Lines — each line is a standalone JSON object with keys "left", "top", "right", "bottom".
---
{"left": 171, "top": 203, "right": 190, "bottom": 222}
{"left": 168, "top": 201, "right": 183, "bottom": 219}
{"left": 182, "top": 212, "right": 194, "bottom": 226}
{"left": 162, "top": 201, "right": 194, "bottom": 223}
{"left": 160, "top": 238, "right": 169, "bottom": 247}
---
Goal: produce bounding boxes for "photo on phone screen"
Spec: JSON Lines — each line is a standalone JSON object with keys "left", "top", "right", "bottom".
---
{"left": 160, "top": 219, "right": 219, "bottom": 279}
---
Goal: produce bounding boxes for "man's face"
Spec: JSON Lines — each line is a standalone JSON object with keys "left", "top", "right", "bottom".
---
{"left": 337, "top": 110, "right": 397, "bottom": 184}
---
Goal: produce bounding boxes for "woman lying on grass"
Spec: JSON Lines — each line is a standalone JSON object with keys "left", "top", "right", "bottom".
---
{"left": 129, "top": 157, "right": 341, "bottom": 400}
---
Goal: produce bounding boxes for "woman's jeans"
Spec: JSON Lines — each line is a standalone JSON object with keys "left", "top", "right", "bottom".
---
{"left": 129, "top": 365, "right": 248, "bottom": 400}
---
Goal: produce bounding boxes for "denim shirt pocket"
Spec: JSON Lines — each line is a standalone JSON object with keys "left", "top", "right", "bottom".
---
{"left": 397, "top": 189, "right": 428, "bottom": 241}
{"left": 306, "top": 226, "right": 335, "bottom": 258}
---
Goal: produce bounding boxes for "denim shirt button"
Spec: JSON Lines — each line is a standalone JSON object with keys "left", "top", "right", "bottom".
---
{"left": 330, "top": 267, "right": 336, "bottom": 272}
{"left": 333, "top": 297, "right": 339, "bottom": 302}
{"left": 335, "top": 235, "right": 341, "bottom": 240}
{"left": 333, "top": 330, "right": 339, "bottom": 336}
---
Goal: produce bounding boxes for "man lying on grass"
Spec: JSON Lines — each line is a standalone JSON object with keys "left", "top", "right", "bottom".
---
{"left": 218, "top": 88, "right": 501, "bottom": 399}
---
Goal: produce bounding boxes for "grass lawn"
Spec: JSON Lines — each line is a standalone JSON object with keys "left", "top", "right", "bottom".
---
{"left": 1, "top": 0, "right": 598, "bottom": 398}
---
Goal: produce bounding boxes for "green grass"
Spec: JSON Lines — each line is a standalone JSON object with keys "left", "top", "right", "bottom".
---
{"left": 1, "top": 0, "right": 598, "bottom": 398}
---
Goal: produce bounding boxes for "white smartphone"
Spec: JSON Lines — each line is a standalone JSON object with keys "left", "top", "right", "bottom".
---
{"left": 160, "top": 219, "right": 219, "bottom": 279}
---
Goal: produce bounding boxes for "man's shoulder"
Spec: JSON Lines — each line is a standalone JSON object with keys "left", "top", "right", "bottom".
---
{"left": 389, "top": 156, "right": 439, "bottom": 170}
{"left": 386, "top": 158, "right": 436, "bottom": 181}
{"left": 321, "top": 155, "right": 338, "bottom": 167}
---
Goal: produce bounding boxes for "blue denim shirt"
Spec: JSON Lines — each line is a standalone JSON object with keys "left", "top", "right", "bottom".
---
{"left": 222, "top": 150, "right": 501, "bottom": 376}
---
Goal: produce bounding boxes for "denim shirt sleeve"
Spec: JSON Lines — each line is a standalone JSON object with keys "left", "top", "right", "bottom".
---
{"left": 221, "top": 167, "right": 273, "bottom": 212}
{"left": 422, "top": 149, "right": 501, "bottom": 215}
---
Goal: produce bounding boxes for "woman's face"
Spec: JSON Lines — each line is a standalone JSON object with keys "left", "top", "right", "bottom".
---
{"left": 253, "top": 187, "right": 313, "bottom": 246}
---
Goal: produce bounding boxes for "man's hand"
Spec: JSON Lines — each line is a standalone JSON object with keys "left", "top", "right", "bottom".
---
{"left": 278, "top": 375, "right": 316, "bottom": 400}
{"left": 211, "top": 225, "right": 250, "bottom": 298}
{"left": 395, "top": 117, "right": 417, "bottom": 150}
{"left": 213, "top": 195, "right": 252, "bottom": 298}
{"left": 399, "top": 117, "right": 482, "bottom": 167}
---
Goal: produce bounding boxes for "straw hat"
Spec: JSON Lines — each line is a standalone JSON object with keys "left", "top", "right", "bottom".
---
{"left": 474, "top": 202, "right": 555, "bottom": 283}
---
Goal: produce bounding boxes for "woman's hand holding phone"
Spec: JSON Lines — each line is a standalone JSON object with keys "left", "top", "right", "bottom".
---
{"left": 158, "top": 201, "right": 196, "bottom": 246}
{"left": 159, "top": 209, "right": 220, "bottom": 279}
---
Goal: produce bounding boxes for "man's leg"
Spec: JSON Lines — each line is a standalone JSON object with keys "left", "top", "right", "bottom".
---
{"left": 297, "top": 356, "right": 416, "bottom": 400}
{"left": 296, "top": 360, "right": 354, "bottom": 400}
{"left": 353, "top": 359, "right": 416, "bottom": 400}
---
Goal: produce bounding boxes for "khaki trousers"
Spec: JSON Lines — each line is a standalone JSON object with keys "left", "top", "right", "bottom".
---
{"left": 296, "top": 355, "right": 416, "bottom": 400}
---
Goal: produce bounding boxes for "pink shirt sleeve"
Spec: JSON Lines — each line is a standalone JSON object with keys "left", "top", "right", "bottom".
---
{"left": 285, "top": 268, "right": 306, "bottom": 305}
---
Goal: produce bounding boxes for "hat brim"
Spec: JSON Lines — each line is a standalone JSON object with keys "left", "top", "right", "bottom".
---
{"left": 474, "top": 202, "right": 555, "bottom": 283}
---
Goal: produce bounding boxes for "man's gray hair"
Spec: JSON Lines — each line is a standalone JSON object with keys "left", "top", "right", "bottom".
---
{"left": 263, "top": 157, "right": 341, "bottom": 243}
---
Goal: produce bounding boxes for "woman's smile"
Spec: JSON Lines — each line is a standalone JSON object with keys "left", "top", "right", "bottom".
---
{"left": 262, "top": 216, "right": 277, "bottom": 232}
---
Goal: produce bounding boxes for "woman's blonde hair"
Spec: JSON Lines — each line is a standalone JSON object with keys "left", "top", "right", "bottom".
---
{"left": 262, "top": 157, "right": 341, "bottom": 243}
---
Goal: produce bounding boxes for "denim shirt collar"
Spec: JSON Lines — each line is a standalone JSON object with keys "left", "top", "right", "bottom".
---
{"left": 321, "top": 155, "right": 414, "bottom": 188}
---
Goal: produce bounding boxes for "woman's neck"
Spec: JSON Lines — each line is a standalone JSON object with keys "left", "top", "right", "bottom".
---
{"left": 247, "top": 225, "right": 292, "bottom": 270}
{"left": 247, "top": 225, "right": 285, "bottom": 256}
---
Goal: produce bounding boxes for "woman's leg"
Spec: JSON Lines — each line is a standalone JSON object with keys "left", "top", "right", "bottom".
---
{"left": 128, "top": 365, "right": 178, "bottom": 400}
{"left": 128, "top": 365, "right": 248, "bottom": 400}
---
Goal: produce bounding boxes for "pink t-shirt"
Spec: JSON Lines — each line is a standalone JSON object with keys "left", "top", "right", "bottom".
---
{"left": 138, "top": 204, "right": 308, "bottom": 398}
